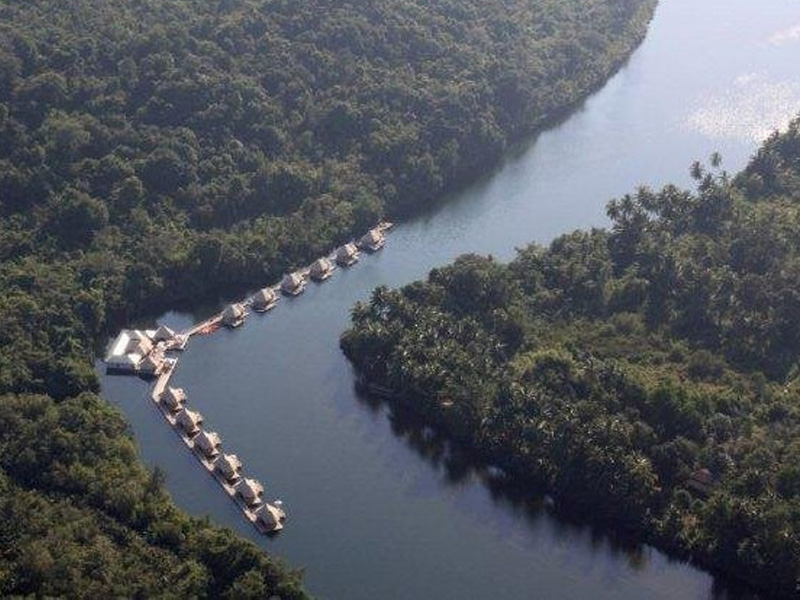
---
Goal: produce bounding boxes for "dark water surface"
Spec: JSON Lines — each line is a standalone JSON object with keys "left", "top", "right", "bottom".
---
{"left": 99, "top": 0, "right": 800, "bottom": 597}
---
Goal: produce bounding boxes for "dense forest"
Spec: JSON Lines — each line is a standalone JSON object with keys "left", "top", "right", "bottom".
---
{"left": 342, "top": 119, "right": 800, "bottom": 597}
{"left": 0, "top": 0, "right": 657, "bottom": 595}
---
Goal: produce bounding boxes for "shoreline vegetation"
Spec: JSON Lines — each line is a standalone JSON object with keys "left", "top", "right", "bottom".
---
{"left": 342, "top": 119, "right": 800, "bottom": 598}
{"left": 0, "top": 0, "right": 656, "bottom": 596}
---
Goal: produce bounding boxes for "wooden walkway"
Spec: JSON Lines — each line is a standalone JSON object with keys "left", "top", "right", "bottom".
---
{"left": 148, "top": 361, "right": 284, "bottom": 533}
{"left": 114, "top": 221, "right": 394, "bottom": 533}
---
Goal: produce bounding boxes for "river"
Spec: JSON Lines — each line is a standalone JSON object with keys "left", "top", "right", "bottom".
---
{"left": 98, "top": 0, "right": 800, "bottom": 597}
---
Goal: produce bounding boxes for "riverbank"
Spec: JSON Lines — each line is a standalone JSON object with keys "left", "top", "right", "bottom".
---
{"left": 341, "top": 120, "right": 800, "bottom": 596}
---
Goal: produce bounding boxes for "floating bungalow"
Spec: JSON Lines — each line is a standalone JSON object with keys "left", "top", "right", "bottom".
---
{"left": 105, "top": 330, "right": 155, "bottom": 373}
{"left": 153, "top": 324, "right": 176, "bottom": 343}
{"left": 310, "top": 257, "right": 334, "bottom": 281}
{"left": 222, "top": 303, "right": 246, "bottom": 328}
{"left": 335, "top": 242, "right": 359, "bottom": 267}
{"left": 194, "top": 430, "right": 222, "bottom": 458}
{"left": 138, "top": 352, "right": 164, "bottom": 376}
{"left": 255, "top": 503, "right": 286, "bottom": 533}
{"left": 237, "top": 478, "right": 265, "bottom": 507}
{"left": 358, "top": 228, "right": 385, "bottom": 253}
{"left": 251, "top": 287, "right": 278, "bottom": 312}
{"left": 281, "top": 272, "right": 306, "bottom": 296}
{"left": 161, "top": 387, "right": 187, "bottom": 413}
{"left": 176, "top": 408, "right": 204, "bottom": 436}
{"left": 215, "top": 453, "right": 243, "bottom": 483}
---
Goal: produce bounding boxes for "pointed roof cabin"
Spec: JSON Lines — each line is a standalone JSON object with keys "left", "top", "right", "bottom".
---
{"left": 335, "top": 242, "right": 359, "bottom": 267}
{"left": 176, "top": 408, "right": 204, "bottom": 436}
{"left": 222, "top": 303, "right": 246, "bottom": 328}
{"left": 161, "top": 387, "right": 187, "bottom": 413}
{"left": 138, "top": 352, "right": 162, "bottom": 375}
{"left": 251, "top": 287, "right": 278, "bottom": 312}
{"left": 153, "top": 324, "right": 177, "bottom": 343}
{"left": 359, "top": 228, "right": 385, "bottom": 252}
{"left": 310, "top": 257, "right": 334, "bottom": 281}
{"left": 281, "top": 272, "right": 306, "bottom": 296}
{"left": 237, "top": 478, "right": 264, "bottom": 506}
{"left": 215, "top": 453, "right": 243, "bottom": 483}
{"left": 194, "top": 430, "right": 222, "bottom": 458}
{"left": 255, "top": 503, "right": 285, "bottom": 532}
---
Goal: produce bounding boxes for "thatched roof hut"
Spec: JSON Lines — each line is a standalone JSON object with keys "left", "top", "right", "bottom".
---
{"left": 238, "top": 478, "right": 264, "bottom": 506}
{"left": 176, "top": 408, "right": 203, "bottom": 436}
{"left": 251, "top": 287, "right": 278, "bottom": 312}
{"left": 255, "top": 504, "right": 284, "bottom": 532}
{"left": 138, "top": 352, "right": 162, "bottom": 375}
{"left": 359, "top": 228, "right": 385, "bottom": 252}
{"left": 215, "top": 453, "right": 243, "bottom": 482}
{"left": 194, "top": 430, "right": 222, "bottom": 458}
{"left": 222, "top": 303, "right": 246, "bottom": 327}
{"left": 153, "top": 324, "right": 177, "bottom": 342}
{"left": 310, "top": 257, "right": 334, "bottom": 281}
{"left": 161, "top": 387, "right": 187, "bottom": 412}
{"left": 281, "top": 272, "right": 305, "bottom": 296}
{"left": 335, "top": 243, "right": 359, "bottom": 266}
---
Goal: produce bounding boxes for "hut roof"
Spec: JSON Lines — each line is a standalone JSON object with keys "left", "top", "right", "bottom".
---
{"left": 360, "top": 229, "right": 382, "bottom": 245}
{"left": 162, "top": 387, "right": 186, "bottom": 410}
{"left": 195, "top": 430, "right": 222, "bottom": 453}
{"left": 223, "top": 303, "right": 245, "bottom": 319}
{"left": 311, "top": 257, "right": 333, "bottom": 274}
{"left": 282, "top": 273, "right": 303, "bottom": 288}
{"left": 153, "top": 324, "right": 176, "bottom": 342}
{"left": 256, "top": 504, "right": 283, "bottom": 528}
{"left": 176, "top": 408, "right": 203, "bottom": 431}
{"left": 239, "top": 478, "right": 264, "bottom": 503}
{"left": 336, "top": 243, "right": 358, "bottom": 259}
{"left": 139, "top": 353, "right": 162, "bottom": 373}
{"left": 252, "top": 287, "right": 276, "bottom": 307}
{"left": 216, "top": 453, "right": 242, "bottom": 477}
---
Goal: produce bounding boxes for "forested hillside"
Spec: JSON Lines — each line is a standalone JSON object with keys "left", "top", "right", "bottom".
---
{"left": 342, "top": 118, "right": 800, "bottom": 596}
{"left": 0, "top": 0, "right": 656, "bottom": 595}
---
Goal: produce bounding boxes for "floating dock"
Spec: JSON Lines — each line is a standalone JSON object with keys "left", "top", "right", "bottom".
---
{"left": 149, "top": 362, "right": 285, "bottom": 533}
{"left": 107, "top": 222, "right": 394, "bottom": 533}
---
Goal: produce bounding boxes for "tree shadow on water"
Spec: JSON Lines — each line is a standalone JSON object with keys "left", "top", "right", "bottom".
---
{"left": 354, "top": 385, "right": 764, "bottom": 600}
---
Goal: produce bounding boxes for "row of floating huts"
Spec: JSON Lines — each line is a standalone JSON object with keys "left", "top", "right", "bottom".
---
{"left": 158, "top": 385, "right": 286, "bottom": 532}
{"left": 106, "top": 222, "right": 392, "bottom": 533}
{"left": 220, "top": 225, "right": 389, "bottom": 328}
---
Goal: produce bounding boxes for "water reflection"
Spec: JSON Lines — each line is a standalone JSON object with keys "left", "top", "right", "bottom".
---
{"left": 364, "top": 387, "right": 763, "bottom": 600}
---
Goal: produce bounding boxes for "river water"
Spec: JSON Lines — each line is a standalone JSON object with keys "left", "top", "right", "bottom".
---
{"left": 99, "top": 0, "right": 800, "bottom": 597}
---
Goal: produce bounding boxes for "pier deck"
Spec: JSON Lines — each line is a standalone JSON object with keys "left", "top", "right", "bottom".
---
{"left": 149, "top": 362, "right": 284, "bottom": 533}
{"left": 110, "top": 222, "right": 394, "bottom": 534}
